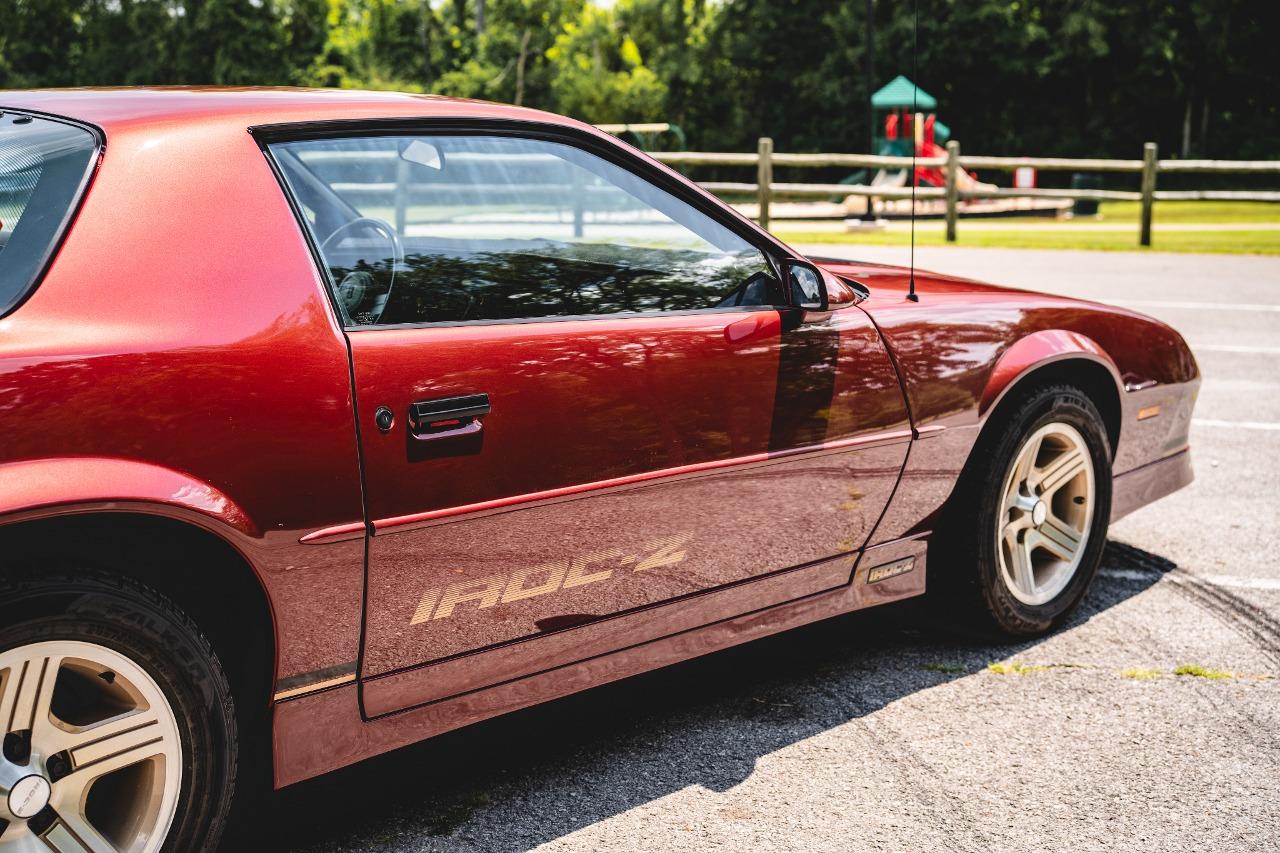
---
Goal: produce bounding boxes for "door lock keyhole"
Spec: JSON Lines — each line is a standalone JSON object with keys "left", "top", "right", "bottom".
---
{"left": 374, "top": 406, "right": 394, "bottom": 432}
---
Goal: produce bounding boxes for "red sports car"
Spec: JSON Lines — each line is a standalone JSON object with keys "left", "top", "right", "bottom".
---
{"left": 0, "top": 90, "right": 1197, "bottom": 850}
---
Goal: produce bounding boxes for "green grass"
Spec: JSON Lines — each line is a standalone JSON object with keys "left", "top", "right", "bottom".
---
{"left": 773, "top": 199, "right": 1280, "bottom": 255}
{"left": 913, "top": 202, "right": 1280, "bottom": 227}
{"left": 987, "top": 662, "right": 1051, "bottom": 675}
{"left": 1173, "top": 664, "right": 1233, "bottom": 680}
{"left": 775, "top": 225, "right": 1280, "bottom": 255}
{"left": 987, "top": 661, "right": 1089, "bottom": 675}
{"left": 1095, "top": 201, "right": 1280, "bottom": 223}
{"left": 980, "top": 663, "right": 1247, "bottom": 679}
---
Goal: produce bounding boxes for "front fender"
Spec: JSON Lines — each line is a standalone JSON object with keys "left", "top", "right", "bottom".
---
{"left": 979, "top": 330, "right": 1123, "bottom": 419}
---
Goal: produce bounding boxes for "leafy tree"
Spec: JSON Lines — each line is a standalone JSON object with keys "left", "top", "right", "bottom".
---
{"left": 0, "top": 0, "right": 82, "bottom": 87}
{"left": 284, "top": 0, "right": 330, "bottom": 83}
{"left": 683, "top": 0, "right": 846, "bottom": 151}
{"left": 304, "top": 0, "right": 441, "bottom": 91}
{"left": 0, "top": 0, "right": 1272, "bottom": 161}
{"left": 616, "top": 0, "right": 709, "bottom": 129}
{"left": 0, "top": 0, "right": 22, "bottom": 88}
{"left": 546, "top": 4, "right": 665, "bottom": 122}
{"left": 174, "top": 0, "right": 292, "bottom": 85}
{"left": 435, "top": 0, "right": 583, "bottom": 106}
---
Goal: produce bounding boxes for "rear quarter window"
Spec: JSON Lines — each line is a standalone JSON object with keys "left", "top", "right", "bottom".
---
{"left": 0, "top": 111, "right": 99, "bottom": 317}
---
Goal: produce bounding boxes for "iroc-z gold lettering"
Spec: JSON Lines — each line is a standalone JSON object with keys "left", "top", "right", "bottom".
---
{"left": 866, "top": 556, "right": 915, "bottom": 584}
{"left": 410, "top": 533, "right": 692, "bottom": 625}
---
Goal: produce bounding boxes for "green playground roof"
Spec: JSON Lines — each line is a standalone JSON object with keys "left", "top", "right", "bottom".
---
{"left": 871, "top": 75, "right": 937, "bottom": 110}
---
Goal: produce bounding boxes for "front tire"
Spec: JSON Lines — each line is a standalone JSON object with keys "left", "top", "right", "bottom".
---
{"left": 0, "top": 572, "right": 237, "bottom": 851}
{"left": 936, "top": 383, "right": 1112, "bottom": 637}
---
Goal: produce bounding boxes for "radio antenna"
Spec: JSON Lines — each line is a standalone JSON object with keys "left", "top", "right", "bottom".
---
{"left": 907, "top": 0, "right": 920, "bottom": 302}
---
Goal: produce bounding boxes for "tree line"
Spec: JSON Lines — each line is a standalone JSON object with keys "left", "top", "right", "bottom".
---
{"left": 1, "top": 0, "right": 1274, "bottom": 161}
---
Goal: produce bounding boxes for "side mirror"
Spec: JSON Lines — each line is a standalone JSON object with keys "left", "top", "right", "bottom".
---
{"left": 780, "top": 259, "right": 829, "bottom": 312}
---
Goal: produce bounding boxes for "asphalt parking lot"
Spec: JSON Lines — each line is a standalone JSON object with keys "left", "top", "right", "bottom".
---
{"left": 264, "top": 247, "right": 1280, "bottom": 853}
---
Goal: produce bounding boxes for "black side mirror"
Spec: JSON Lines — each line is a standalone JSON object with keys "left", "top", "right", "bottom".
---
{"left": 780, "top": 259, "right": 829, "bottom": 312}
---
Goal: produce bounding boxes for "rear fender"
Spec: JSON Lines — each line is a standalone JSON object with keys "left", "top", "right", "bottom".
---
{"left": 0, "top": 457, "right": 257, "bottom": 538}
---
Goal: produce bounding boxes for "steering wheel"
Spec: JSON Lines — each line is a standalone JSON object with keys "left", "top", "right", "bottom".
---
{"left": 320, "top": 217, "right": 403, "bottom": 323}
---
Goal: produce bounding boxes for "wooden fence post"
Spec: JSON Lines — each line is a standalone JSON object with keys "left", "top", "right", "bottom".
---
{"left": 394, "top": 156, "right": 410, "bottom": 235}
{"left": 945, "top": 140, "right": 960, "bottom": 243}
{"left": 1140, "top": 142, "right": 1158, "bottom": 247}
{"left": 571, "top": 164, "right": 585, "bottom": 238}
{"left": 757, "top": 137, "right": 773, "bottom": 230}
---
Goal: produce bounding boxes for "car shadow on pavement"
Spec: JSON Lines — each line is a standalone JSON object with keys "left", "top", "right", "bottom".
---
{"left": 252, "top": 540, "right": 1175, "bottom": 852}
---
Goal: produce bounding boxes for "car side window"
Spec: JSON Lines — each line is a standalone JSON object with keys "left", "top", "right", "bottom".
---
{"left": 269, "top": 134, "right": 782, "bottom": 326}
{"left": 0, "top": 113, "right": 98, "bottom": 318}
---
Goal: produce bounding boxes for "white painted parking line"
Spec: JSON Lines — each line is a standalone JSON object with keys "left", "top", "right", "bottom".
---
{"left": 1099, "top": 569, "right": 1280, "bottom": 591}
{"left": 1189, "top": 343, "right": 1280, "bottom": 354}
{"left": 1100, "top": 569, "right": 1157, "bottom": 582}
{"left": 1105, "top": 299, "right": 1280, "bottom": 313}
{"left": 1192, "top": 418, "right": 1280, "bottom": 431}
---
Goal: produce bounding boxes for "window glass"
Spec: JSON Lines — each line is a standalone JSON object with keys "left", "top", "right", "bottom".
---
{"left": 270, "top": 134, "right": 780, "bottom": 325}
{"left": 0, "top": 113, "right": 98, "bottom": 317}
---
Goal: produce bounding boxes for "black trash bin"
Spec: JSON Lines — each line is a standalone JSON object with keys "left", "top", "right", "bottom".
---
{"left": 1072, "top": 173, "right": 1102, "bottom": 216}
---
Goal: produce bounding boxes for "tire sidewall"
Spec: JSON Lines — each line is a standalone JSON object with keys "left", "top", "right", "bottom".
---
{"left": 972, "top": 386, "right": 1113, "bottom": 635}
{"left": 0, "top": 574, "right": 235, "bottom": 852}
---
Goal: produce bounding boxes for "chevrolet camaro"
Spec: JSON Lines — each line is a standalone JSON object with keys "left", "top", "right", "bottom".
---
{"left": 0, "top": 90, "right": 1198, "bottom": 851}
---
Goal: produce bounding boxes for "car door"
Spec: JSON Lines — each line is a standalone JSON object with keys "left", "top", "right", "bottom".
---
{"left": 266, "top": 126, "right": 910, "bottom": 716}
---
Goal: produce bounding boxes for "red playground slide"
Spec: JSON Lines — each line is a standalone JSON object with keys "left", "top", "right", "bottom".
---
{"left": 911, "top": 116, "right": 988, "bottom": 189}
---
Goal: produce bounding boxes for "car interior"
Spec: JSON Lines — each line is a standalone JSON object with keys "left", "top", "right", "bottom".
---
{"left": 271, "top": 135, "right": 785, "bottom": 326}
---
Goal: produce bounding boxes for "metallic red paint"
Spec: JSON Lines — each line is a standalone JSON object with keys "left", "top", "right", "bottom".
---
{"left": 0, "top": 90, "right": 1198, "bottom": 790}
{"left": 814, "top": 259, "right": 1199, "bottom": 542}
{"left": 275, "top": 536, "right": 930, "bottom": 787}
{"left": 0, "top": 90, "right": 370, "bottom": 688}
{"left": 353, "top": 304, "right": 911, "bottom": 709}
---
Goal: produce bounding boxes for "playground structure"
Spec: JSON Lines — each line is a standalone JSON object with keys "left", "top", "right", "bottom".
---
{"left": 591, "top": 89, "right": 1010, "bottom": 219}
{"left": 871, "top": 75, "right": 987, "bottom": 192}
{"left": 854, "top": 74, "right": 1058, "bottom": 219}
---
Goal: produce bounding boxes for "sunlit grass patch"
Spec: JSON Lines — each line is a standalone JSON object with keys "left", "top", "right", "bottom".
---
{"left": 1173, "top": 664, "right": 1233, "bottom": 680}
{"left": 1121, "top": 668, "right": 1163, "bottom": 680}
{"left": 775, "top": 227, "right": 1280, "bottom": 255}
{"left": 987, "top": 662, "right": 1051, "bottom": 675}
{"left": 1096, "top": 201, "right": 1280, "bottom": 224}
{"left": 987, "top": 661, "right": 1088, "bottom": 675}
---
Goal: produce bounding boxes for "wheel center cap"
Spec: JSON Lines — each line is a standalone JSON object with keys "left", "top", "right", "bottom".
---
{"left": 7, "top": 773, "right": 51, "bottom": 819}
{"left": 1032, "top": 500, "right": 1048, "bottom": 527}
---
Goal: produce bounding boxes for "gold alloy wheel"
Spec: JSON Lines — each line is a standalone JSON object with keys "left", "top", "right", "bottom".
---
{"left": 0, "top": 641, "right": 182, "bottom": 852}
{"left": 997, "top": 421, "right": 1096, "bottom": 607}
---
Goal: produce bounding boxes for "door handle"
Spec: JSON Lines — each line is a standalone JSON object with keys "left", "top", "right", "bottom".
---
{"left": 408, "top": 393, "right": 490, "bottom": 441}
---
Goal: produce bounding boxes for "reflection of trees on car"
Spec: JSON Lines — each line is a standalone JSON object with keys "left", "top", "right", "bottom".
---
{"left": 331, "top": 244, "right": 779, "bottom": 325}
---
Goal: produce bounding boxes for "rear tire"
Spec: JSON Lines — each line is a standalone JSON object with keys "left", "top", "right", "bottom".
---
{"left": 0, "top": 570, "right": 237, "bottom": 851}
{"left": 934, "top": 383, "right": 1112, "bottom": 637}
